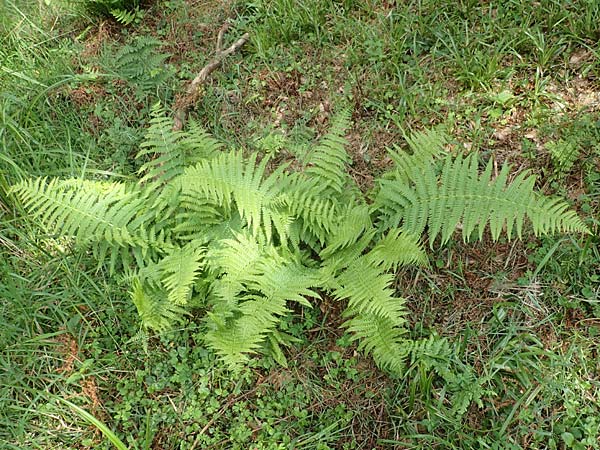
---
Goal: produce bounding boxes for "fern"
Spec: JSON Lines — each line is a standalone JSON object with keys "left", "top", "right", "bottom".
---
{"left": 112, "top": 37, "right": 173, "bottom": 100}
{"left": 375, "top": 152, "right": 588, "bottom": 245}
{"left": 344, "top": 313, "right": 410, "bottom": 373}
{"left": 10, "top": 178, "right": 149, "bottom": 248}
{"left": 160, "top": 242, "right": 205, "bottom": 305}
{"left": 331, "top": 236, "right": 425, "bottom": 373}
{"left": 407, "top": 336, "right": 488, "bottom": 417}
{"left": 205, "top": 240, "right": 319, "bottom": 366}
{"left": 10, "top": 108, "right": 588, "bottom": 387}
{"left": 304, "top": 109, "right": 353, "bottom": 195}
{"left": 546, "top": 138, "right": 580, "bottom": 177}
{"left": 280, "top": 175, "right": 340, "bottom": 247}
{"left": 393, "top": 128, "right": 447, "bottom": 172}
{"left": 136, "top": 105, "right": 224, "bottom": 186}
{"left": 130, "top": 278, "right": 187, "bottom": 333}
{"left": 178, "top": 151, "right": 291, "bottom": 239}
{"left": 110, "top": 8, "right": 139, "bottom": 25}
{"left": 137, "top": 105, "right": 184, "bottom": 184}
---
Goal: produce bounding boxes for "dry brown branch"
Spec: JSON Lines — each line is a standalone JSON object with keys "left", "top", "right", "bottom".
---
{"left": 216, "top": 22, "right": 229, "bottom": 53}
{"left": 172, "top": 23, "right": 249, "bottom": 131}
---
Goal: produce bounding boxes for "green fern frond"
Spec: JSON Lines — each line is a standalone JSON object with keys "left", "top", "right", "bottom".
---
{"left": 180, "top": 119, "right": 224, "bottom": 161}
{"left": 205, "top": 291, "right": 288, "bottom": 366}
{"left": 280, "top": 175, "right": 341, "bottom": 246}
{"left": 178, "top": 151, "right": 240, "bottom": 210}
{"left": 209, "top": 232, "right": 263, "bottom": 280}
{"left": 137, "top": 105, "right": 184, "bottom": 184}
{"left": 404, "top": 127, "right": 447, "bottom": 161}
{"left": 408, "top": 335, "right": 453, "bottom": 368}
{"left": 333, "top": 251, "right": 413, "bottom": 374}
{"left": 110, "top": 8, "right": 138, "bottom": 25}
{"left": 113, "top": 37, "right": 171, "bottom": 99}
{"left": 343, "top": 313, "right": 409, "bottom": 373}
{"left": 546, "top": 139, "right": 579, "bottom": 177}
{"left": 366, "top": 228, "right": 428, "bottom": 271}
{"left": 180, "top": 152, "right": 289, "bottom": 238}
{"left": 245, "top": 252, "right": 321, "bottom": 308}
{"left": 319, "top": 230, "right": 376, "bottom": 280}
{"left": 385, "top": 128, "right": 448, "bottom": 185}
{"left": 206, "top": 243, "right": 319, "bottom": 365}
{"left": 130, "top": 278, "right": 187, "bottom": 333}
{"left": 305, "top": 109, "right": 352, "bottom": 195}
{"left": 206, "top": 231, "right": 264, "bottom": 316}
{"left": 375, "top": 153, "right": 589, "bottom": 245}
{"left": 233, "top": 153, "right": 286, "bottom": 237}
{"left": 407, "top": 336, "right": 486, "bottom": 416}
{"left": 320, "top": 204, "right": 371, "bottom": 257}
{"left": 160, "top": 242, "right": 205, "bottom": 305}
{"left": 115, "top": 36, "right": 167, "bottom": 80}
{"left": 173, "top": 206, "right": 223, "bottom": 241}
{"left": 10, "top": 177, "right": 148, "bottom": 247}
{"left": 138, "top": 113, "right": 225, "bottom": 187}
{"left": 335, "top": 258, "right": 406, "bottom": 325}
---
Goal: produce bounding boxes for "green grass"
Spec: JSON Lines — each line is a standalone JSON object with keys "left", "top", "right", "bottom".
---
{"left": 2, "top": 0, "right": 600, "bottom": 448}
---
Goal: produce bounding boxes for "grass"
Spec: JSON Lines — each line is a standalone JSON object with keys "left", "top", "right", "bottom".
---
{"left": 1, "top": 0, "right": 600, "bottom": 448}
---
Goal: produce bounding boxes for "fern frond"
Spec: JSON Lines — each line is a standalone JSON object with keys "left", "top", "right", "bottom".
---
{"left": 304, "top": 109, "right": 352, "bottom": 195}
{"left": 115, "top": 36, "right": 167, "bottom": 80}
{"left": 319, "top": 230, "right": 376, "bottom": 281}
{"left": 110, "top": 8, "right": 137, "bottom": 25}
{"left": 136, "top": 105, "right": 184, "bottom": 184}
{"left": 180, "top": 119, "right": 224, "bottom": 161}
{"left": 280, "top": 175, "right": 341, "bottom": 246}
{"left": 343, "top": 313, "right": 409, "bottom": 374}
{"left": 205, "top": 292, "right": 287, "bottom": 366}
{"left": 113, "top": 37, "right": 171, "bottom": 99}
{"left": 546, "top": 139, "right": 579, "bottom": 177}
{"left": 320, "top": 204, "right": 371, "bottom": 257}
{"left": 404, "top": 127, "right": 447, "bottom": 162}
{"left": 178, "top": 151, "right": 240, "bottom": 210}
{"left": 234, "top": 153, "right": 286, "bottom": 237}
{"left": 130, "top": 278, "right": 187, "bottom": 333}
{"left": 407, "top": 336, "right": 486, "bottom": 416}
{"left": 160, "top": 242, "right": 205, "bottom": 305}
{"left": 375, "top": 153, "right": 589, "bottom": 245}
{"left": 366, "top": 228, "right": 428, "bottom": 271}
{"left": 331, "top": 250, "right": 413, "bottom": 374}
{"left": 335, "top": 258, "right": 406, "bottom": 325}
{"left": 180, "top": 152, "right": 289, "bottom": 238}
{"left": 408, "top": 335, "right": 453, "bottom": 368}
{"left": 385, "top": 128, "right": 448, "bottom": 185}
{"left": 206, "top": 251, "right": 319, "bottom": 367}
{"left": 173, "top": 205, "right": 223, "bottom": 241}
{"left": 11, "top": 177, "right": 148, "bottom": 247}
{"left": 209, "top": 232, "right": 263, "bottom": 280}
{"left": 245, "top": 252, "right": 320, "bottom": 308}
{"left": 138, "top": 113, "right": 225, "bottom": 188}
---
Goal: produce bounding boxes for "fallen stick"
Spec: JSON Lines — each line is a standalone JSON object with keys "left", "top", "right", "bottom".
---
{"left": 173, "top": 23, "right": 250, "bottom": 131}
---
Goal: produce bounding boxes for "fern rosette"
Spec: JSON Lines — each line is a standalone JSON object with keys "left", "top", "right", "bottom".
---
{"left": 10, "top": 105, "right": 588, "bottom": 377}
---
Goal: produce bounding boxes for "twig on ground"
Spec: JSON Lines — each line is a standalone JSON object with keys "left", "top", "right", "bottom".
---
{"left": 172, "top": 23, "right": 249, "bottom": 131}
